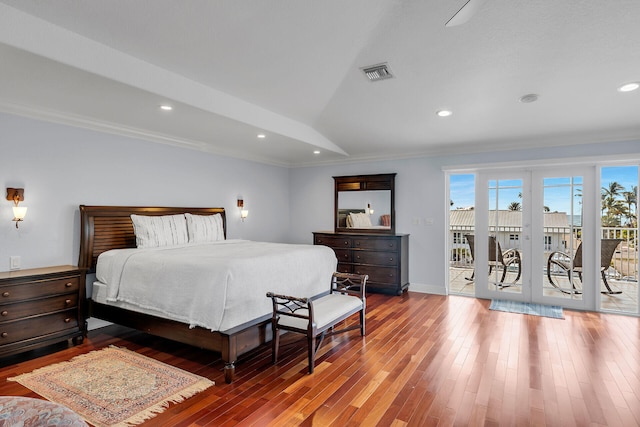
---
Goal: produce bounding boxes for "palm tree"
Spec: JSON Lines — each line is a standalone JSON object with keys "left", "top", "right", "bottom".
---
{"left": 602, "top": 181, "right": 624, "bottom": 224}
{"left": 622, "top": 186, "right": 637, "bottom": 226}
{"left": 507, "top": 201, "right": 521, "bottom": 211}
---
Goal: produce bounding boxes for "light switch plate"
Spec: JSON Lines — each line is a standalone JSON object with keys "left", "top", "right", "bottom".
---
{"left": 10, "top": 256, "right": 20, "bottom": 270}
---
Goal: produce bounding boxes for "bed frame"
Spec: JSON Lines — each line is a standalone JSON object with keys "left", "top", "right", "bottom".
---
{"left": 78, "top": 205, "right": 273, "bottom": 384}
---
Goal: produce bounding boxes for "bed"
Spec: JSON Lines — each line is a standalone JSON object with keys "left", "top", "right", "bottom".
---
{"left": 78, "top": 205, "right": 337, "bottom": 383}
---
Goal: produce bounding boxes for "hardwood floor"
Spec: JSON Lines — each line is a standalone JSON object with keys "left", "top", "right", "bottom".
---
{"left": 1, "top": 293, "right": 639, "bottom": 426}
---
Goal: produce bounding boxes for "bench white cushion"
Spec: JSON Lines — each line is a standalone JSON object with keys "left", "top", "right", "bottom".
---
{"left": 278, "top": 293, "right": 363, "bottom": 331}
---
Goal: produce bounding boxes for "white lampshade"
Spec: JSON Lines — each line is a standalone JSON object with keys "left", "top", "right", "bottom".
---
{"left": 12, "top": 206, "right": 27, "bottom": 220}
{"left": 240, "top": 209, "right": 249, "bottom": 220}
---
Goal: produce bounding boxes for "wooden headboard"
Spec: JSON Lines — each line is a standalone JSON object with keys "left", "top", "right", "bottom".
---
{"left": 78, "top": 205, "right": 226, "bottom": 273}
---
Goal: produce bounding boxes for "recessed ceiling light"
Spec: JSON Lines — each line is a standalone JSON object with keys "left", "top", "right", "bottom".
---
{"left": 437, "top": 110, "right": 452, "bottom": 117}
{"left": 618, "top": 82, "right": 639, "bottom": 92}
{"left": 257, "top": 133, "right": 266, "bottom": 139}
{"left": 159, "top": 104, "right": 173, "bottom": 111}
{"left": 313, "top": 150, "right": 320, "bottom": 155}
{"left": 519, "top": 93, "right": 539, "bottom": 103}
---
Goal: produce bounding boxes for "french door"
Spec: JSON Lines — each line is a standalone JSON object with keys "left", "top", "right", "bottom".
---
{"left": 474, "top": 167, "right": 594, "bottom": 310}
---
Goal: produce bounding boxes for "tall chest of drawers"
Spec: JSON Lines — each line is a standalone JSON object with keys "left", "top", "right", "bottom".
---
{"left": 0, "top": 266, "right": 86, "bottom": 358}
{"left": 314, "top": 232, "right": 409, "bottom": 295}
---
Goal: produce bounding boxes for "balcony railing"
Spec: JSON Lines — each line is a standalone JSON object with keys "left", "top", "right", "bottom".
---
{"left": 450, "top": 226, "right": 639, "bottom": 282}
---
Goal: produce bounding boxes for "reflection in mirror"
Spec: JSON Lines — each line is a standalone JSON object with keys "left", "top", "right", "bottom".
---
{"left": 337, "top": 190, "right": 391, "bottom": 229}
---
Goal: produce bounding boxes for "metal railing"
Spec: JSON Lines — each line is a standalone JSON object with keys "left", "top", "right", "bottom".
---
{"left": 449, "top": 226, "right": 639, "bottom": 282}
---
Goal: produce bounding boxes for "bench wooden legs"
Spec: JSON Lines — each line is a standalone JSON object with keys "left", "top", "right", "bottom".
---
{"left": 267, "top": 272, "right": 368, "bottom": 375}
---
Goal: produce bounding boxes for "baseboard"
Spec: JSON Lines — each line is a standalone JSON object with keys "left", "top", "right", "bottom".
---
{"left": 407, "top": 282, "right": 446, "bottom": 295}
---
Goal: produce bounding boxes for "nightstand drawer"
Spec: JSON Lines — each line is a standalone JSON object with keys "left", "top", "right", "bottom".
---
{"left": 0, "top": 310, "right": 79, "bottom": 346}
{"left": 0, "top": 294, "right": 78, "bottom": 322}
{"left": 0, "top": 276, "right": 79, "bottom": 304}
{"left": 353, "top": 251, "right": 398, "bottom": 266}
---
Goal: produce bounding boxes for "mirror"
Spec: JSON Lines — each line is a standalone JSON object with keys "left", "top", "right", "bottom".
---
{"left": 334, "top": 173, "right": 396, "bottom": 234}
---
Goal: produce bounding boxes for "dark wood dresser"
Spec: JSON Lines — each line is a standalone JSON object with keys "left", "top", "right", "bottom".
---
{"left": 0, "top": 265, "right": 86, "bottom": 357}
{"left": 314, "top": 231, "right": 409, "bottom": 295}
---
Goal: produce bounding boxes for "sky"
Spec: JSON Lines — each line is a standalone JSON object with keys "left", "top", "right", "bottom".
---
{"left": 450, "top": 165, "right": 638, "bottom": 214}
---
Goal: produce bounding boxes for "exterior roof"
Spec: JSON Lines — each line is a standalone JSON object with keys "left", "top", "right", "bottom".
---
{"left": 450, "top": 210, "right": 569, "bottom": 228}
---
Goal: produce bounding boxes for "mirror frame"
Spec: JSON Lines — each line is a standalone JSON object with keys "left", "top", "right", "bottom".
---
{"left": 334, "top": 173, "right": 396, "bottom": 234}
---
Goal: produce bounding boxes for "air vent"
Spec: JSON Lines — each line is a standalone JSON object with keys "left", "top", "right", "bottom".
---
{"left": 361, "top": 63, "right": 394, "bottom": 82}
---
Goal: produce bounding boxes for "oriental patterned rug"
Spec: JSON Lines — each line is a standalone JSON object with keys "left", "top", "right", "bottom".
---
{"left": 489, "top": 299, "right": 564, "bottom": 319}
{"left": 8, "top": 346, "right": 214, "bottom": 427}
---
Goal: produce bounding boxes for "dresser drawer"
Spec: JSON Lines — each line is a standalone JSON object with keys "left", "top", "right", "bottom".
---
{"left": 353, "top": 266, "right": 398, "bottom": 285}
{"left": 0, "top": 294, "right": 78, "bottom": 322}
{"left": 352, "top": 238, "right": 398, "bottom": 251}
{"left": 336, "top": 263, "right": 353, "bottom": 274}
{"left": 0, "top": 276, "right": 79, "bottom": 304}
{"left": 333, "top": 248, "right": 352, "bottom": 263}
{"left": 353, "top": 251, "right": 398, "bottom": 266}
{"left": 315, "top": 235, "right": 352, "bottom": 248}
{"left": 0, "top": 310, "right": 79, "bottom": 346}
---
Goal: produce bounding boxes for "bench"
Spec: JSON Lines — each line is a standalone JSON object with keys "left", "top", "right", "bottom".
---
{"left": 266, "top": 272, "right": 368, "bottom": 374}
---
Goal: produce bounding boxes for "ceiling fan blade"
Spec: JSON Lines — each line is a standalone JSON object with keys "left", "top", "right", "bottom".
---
{"left": 445, "top": 0, "right": 486, "bottom": 27}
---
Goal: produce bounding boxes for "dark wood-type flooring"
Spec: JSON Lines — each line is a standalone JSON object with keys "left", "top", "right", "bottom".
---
{"left": 1, "top": 293, "right": 639, "bottom": 426}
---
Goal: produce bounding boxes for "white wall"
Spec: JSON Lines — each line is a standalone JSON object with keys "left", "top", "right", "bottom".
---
{"left": 0, "top": 112, "right": 290, "bottom": 271}
{"left": 4, "top": 111, "right": 639, "bottom": 297}
{"left": 289, "top": 140, "right": 640, "bottom": 294}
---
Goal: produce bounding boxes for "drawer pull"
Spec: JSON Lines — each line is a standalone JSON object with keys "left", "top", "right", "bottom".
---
{"left": 389, "top": 257, "right": 394, "bottom": 261}
{"left": 2, "top": 292, "right": 9, "bottom": 297}
{"left": 389, "top": 243, "right": 394, "bottom": 247}
{"left": 0, "top": 311, "right": 7, "bottom": 316}
{"left": 342, "top": 254, "right": 348, "bottom": 259}
{"left": 355, "top": 241, "right": 360, "bottom": 246}
{"left": 344, "top": 241, "right": 350, "bottom": 246}
{"left": 65, "top": 299, "right": 72, "bottom": 305}
{"left": 65, "top": 282, "right": 73, "bottom": 288}
{"left": 64, "top": 318, "right": 71, "bottom": 323}
{"left": 1, "top": 332, "right": 7, "bottom": 338}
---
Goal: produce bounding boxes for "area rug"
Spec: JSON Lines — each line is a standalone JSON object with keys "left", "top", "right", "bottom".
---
{"left": 489, "top": 299, "right": 564, "bottom": 319}
{"left": 8, "top": 346, "right": 214, "bottom": 427}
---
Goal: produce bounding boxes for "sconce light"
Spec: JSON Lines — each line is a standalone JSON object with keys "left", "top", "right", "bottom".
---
{"left": 368, "top": 203, "right": 374, "bottom": 215}
{"left": 237, "top": 197, "right": 249, "bottom": 221}
{"left": 6, "top": 188, "right": 27, "bottom": 228}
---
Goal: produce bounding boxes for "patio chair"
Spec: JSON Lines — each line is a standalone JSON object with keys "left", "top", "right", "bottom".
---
{"left": 464, "top": 234, "right": 522, "bottom": 286}
{"left": 546, "top": 238, "right": 622, "bottom": 295}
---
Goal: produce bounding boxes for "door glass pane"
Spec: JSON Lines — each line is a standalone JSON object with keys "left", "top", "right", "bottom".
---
{"left": 449, "top": 174, "right": 475, "bottom": 296}
{"left": 543, "top": 176, "right": 583, "bottom": 300}
{"left": 600, "top": 166, "right": 638, "bottom": 314}
{"left": 487, "top": 179, "right": 523, "bottom": 292}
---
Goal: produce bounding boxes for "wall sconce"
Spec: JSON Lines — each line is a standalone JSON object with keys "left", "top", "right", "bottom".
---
{"left": 6, "top": 188, "right": 27, "bottom": 228}
{"left": 368, "top": 203, "right": 374, "bottom": 215}
{"left": 237, "top": 197, "right": 249, "bottom": 221}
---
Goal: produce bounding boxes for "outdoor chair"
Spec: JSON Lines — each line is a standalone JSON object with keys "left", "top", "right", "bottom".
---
{"left": 464, "top": 234, "right": 522, "bottom": 286}
{"left": 546, "top": 238, "right": 623, "bottom": 295}
{"left": 266, "top": 272, "right": 367, "bottom": 374}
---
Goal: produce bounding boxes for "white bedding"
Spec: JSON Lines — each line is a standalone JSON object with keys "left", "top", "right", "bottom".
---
{"left": 94, "top": 240, "right": 337, "bottom": 331}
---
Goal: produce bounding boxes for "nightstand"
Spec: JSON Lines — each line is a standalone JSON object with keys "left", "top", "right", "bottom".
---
{"left": 0, "top": 266, "right": 86, "bottom": 357}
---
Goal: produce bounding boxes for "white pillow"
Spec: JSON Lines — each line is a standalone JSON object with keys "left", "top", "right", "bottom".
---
{"left": 348, "top": 212, "right": 372, "bottom": 228}
{"left": 185, "top": 213, "right": 225, "bottom": 243}
{"left": 130, "top": 214, "right": 189, "bottom": 248}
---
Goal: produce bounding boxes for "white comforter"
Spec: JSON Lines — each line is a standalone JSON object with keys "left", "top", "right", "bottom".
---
{"left": 95, "top": 240, "right": 337, "bottom": 331}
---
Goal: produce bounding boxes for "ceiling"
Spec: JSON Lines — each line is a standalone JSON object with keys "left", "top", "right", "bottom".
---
{"left": 1, "top": 0, "right": 639, "bottom": 167}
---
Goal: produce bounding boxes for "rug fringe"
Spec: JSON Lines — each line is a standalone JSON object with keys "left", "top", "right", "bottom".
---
{"left": 119, "top": 380, "right": 215, "bottom": 427}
